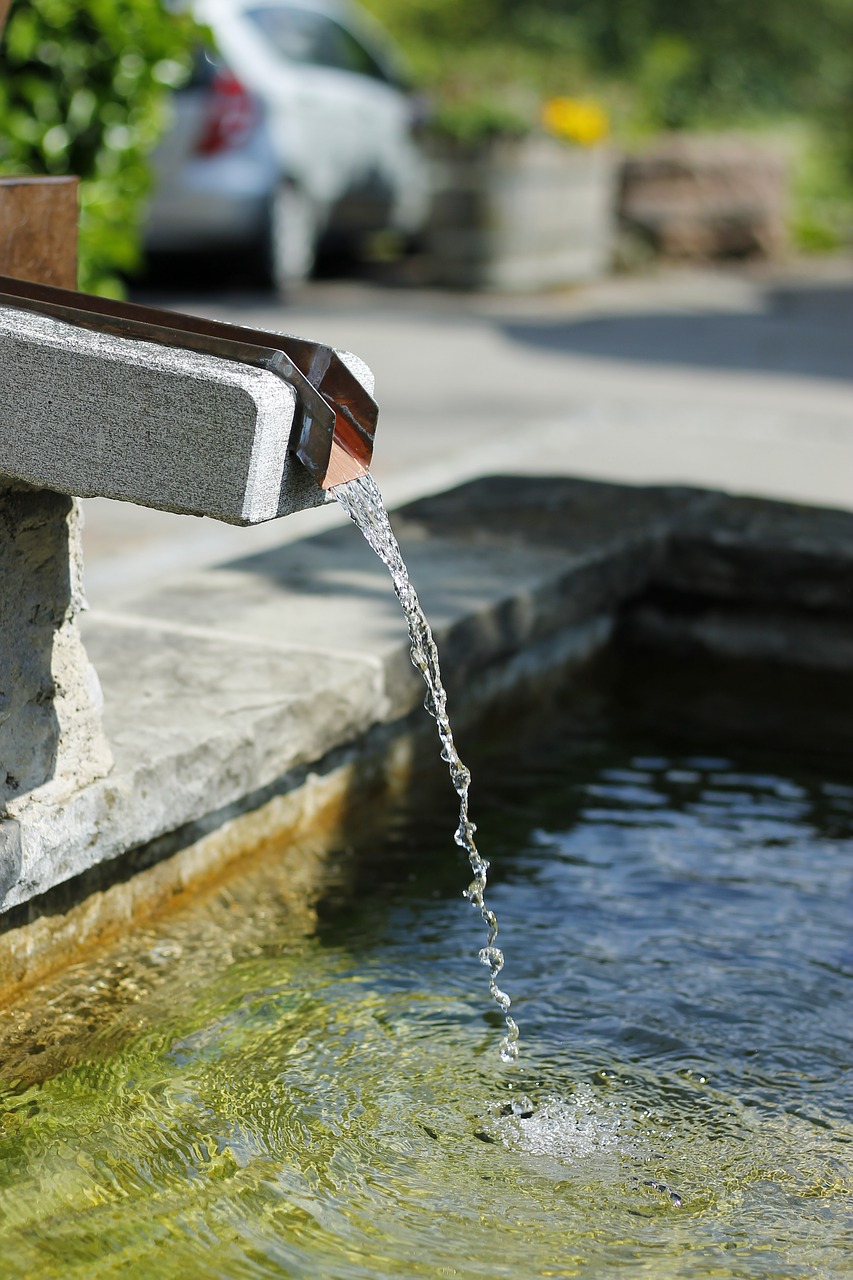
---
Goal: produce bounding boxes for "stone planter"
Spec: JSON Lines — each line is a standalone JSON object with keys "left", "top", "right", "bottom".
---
{"left": 619, "top": 134, "right": 789, "bottom": 260}
{"left": 426, "top": 135, "right": 616, "bottom": 291}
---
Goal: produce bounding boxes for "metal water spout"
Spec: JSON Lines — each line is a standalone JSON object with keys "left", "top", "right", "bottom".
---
{"left": 0, "top": 274, "right": 378, "bottom": 869}
{"left": 0, "top": 274, "right": 378, "bottom": 514}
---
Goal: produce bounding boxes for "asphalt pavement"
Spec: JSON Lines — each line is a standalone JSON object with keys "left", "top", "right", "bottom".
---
{"left": 80, "top": 258, "right": 853, "bottom": 605}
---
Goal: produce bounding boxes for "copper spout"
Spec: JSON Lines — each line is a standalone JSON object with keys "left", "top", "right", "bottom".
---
{"left": 323, "top": 435, "right": 368, "bottom": 489}
{"left": 0, "top": 275, "right": 377, "bottom": 492}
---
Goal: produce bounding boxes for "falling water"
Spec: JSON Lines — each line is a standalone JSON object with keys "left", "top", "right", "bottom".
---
{"left": 333, "top": 472, "right": 519, "bottom": 1063}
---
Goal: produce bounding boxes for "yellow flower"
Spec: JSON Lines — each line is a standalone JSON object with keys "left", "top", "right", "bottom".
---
{"left": 541, "top": 97, "right": 609, "bottom": 147}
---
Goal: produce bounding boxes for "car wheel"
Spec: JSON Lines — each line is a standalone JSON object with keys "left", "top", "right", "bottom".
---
{"left": 261, "top": 182, "right": 318, "bottom": 296}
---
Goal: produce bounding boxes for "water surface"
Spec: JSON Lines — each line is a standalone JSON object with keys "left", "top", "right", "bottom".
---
{"left": 0, "top": 655, "right": 850, "bottom": 1279}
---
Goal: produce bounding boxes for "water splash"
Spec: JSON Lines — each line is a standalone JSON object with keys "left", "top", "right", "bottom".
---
{"left": 491, "top": 1088, "right": 627, "bottom": 1162}
{"left": 333, "top": 472, "right": 519, "bottom": 1062}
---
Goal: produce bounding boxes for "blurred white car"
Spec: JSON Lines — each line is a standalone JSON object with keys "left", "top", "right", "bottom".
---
{"left": 145, "top": 0, "right": 430, "bottom": 289}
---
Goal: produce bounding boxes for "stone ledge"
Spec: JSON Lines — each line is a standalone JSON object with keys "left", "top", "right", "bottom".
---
{"left": 3, "top": 475, "right": 853, "bottom": 930}
{"left": 662, "top": 491, "right": 853, "bottom": 615}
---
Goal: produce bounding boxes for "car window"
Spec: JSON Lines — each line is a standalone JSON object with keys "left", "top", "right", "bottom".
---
{"left": 245, "top": 6, "right": 392, "bottom": 82}
{"left": 183, "top": 47, "right": 220, "bottom": 91}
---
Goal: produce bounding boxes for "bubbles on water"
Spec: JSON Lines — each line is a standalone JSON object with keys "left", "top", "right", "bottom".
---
{"left": 489, "top": 1086, "right": 626, "bottom": 1163}
{"left": 501, "top": 1093, "right": 535, "bottom": 1118}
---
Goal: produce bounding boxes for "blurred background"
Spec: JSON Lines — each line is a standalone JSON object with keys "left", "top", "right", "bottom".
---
{"left": 0, "top": 0, "right": 851, "bottom": 596}
{"left": 1, "top": 0, "right": 852, "bottom": 291}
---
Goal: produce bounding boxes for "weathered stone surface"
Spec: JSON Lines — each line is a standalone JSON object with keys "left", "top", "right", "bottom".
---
{"left": 661, "top": 493, "right": 853, "bottom": 615}
{"left": 0, "top": 821, "right": 21, "bottom": 902}
{"left": 427, "top": 138, "right": 616, "bottom": 290}
{"left": 620, "top": 135, "right": 788, "bottom": 260}
{"left": 625, "top": 603, "right": 853, "bottom": 673}
{"left": 105, "top": 520, "right": 576, "bottom": 719}
{"left": 2, "top": 618, "right": 383, "bottom": 912}
{"left": 110, "top": 476, "right": 694, "bottom": 723}
{"left": 393, "top": 474, "right": 709, "bottom": 552}
{"left": 0, "top": 305, "right": 315, "bottom": 524}
{"left": 0, "top": 482, "right": 111, "bottom": 811}
{"left": 3, "top": 474, "right": 853, "bottom": 925}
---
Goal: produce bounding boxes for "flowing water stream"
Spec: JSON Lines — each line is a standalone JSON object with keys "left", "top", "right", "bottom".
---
{"left": 332, "top": 473, "right": 519, "bottom": 1063}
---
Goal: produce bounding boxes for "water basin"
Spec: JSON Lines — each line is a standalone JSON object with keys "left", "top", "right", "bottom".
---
{"left": 0, "top": 650, "right": 850, "bottom": 1279}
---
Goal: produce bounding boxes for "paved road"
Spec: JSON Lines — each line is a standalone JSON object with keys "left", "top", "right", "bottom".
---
{"left": 81, "top": 260, "right": 853, "bottom": 605}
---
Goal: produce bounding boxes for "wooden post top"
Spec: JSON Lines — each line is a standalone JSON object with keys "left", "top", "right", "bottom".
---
{"left": 0, "top": 176, "right": 79, "bottom": 289}
{"left": 0, "top": 4, "right": 80, "bottom": 289}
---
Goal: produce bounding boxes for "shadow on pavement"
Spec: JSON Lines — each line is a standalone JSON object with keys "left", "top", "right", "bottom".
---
{"left": 499, "top": 282, "right": 853, "bottom": 383}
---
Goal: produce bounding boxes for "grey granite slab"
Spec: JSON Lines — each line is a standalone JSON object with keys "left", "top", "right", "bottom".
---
{"left": 0, "top": 304, "right": 317, "bottom": 524}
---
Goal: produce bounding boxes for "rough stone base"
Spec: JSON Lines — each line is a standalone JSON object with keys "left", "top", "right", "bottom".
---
{"left": 0, "top": 482, "right": 111, "bottom": 816}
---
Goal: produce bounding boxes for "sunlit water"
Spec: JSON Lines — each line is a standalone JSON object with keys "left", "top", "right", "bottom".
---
{"left": 0, "top": 654, "right": 850, "bottom": 1278}
{"left": 333, "top": 472, "right": 518, "bottom": 1062}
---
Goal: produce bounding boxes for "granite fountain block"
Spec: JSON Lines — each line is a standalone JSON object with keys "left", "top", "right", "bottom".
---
{"left": 0, "top": 304, "right": 310, "bottom": 525}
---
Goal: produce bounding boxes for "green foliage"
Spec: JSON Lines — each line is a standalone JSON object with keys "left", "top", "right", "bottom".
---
{"left": 585, "top": 0, "right": 853, "bottom": 135}
{"left": 790, "top": 126, "right": 853, "bottom": 251}
{"left": 363, "top": 0, "right": 593, "bottom": 135}
{"left": 0, "top": 0, "right": 202, "bottom": 294}
{"left": 361, "top": 0, "right": 853, "bottom": 243}
{"left": 364, "top": 0, "right": 853, "bottom": 133}
{"left": 431, "top": 96, "right": 531, "bottom": 146}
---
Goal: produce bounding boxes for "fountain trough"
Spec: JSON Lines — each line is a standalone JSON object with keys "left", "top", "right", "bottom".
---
{"left": 0, "top": 379, "right": 851, "bottom": 994}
